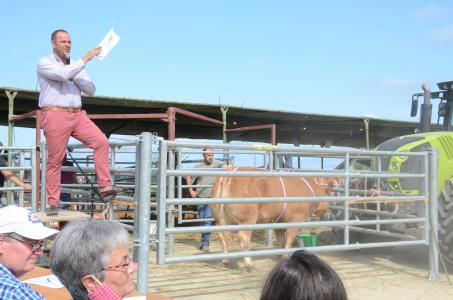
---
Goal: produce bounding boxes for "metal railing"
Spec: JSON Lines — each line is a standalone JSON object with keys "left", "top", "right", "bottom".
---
{"left": 38, "top": 134, "right": 156, "bottom": 293}
{"left": 175, "top": 149, "right": 267, "bottom": 224}
{"left": 0, "top": 146, "right": 37, "bottom": 209}
{"left": 155, "top": 140, "right": 439, "bottom": 280}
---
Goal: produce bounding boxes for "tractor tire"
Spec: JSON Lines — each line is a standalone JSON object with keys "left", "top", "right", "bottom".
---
{"left": 438, "top": 178, "right": 453, "bottom": 268}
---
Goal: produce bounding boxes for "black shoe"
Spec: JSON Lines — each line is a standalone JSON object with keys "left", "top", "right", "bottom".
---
{"left": 199, "top": 244, "right": 209, "bottom": 252}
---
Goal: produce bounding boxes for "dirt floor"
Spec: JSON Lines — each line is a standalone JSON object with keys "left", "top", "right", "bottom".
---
{"left": 143, "top": 230, "right": 453, "bottom": 300}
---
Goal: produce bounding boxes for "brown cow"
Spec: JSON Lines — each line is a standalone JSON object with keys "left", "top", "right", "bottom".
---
{"left": 210, "top": 166, "right": 332, "bottom": 270}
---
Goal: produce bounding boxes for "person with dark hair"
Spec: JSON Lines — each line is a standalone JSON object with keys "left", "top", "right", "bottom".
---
{"left": 260, "top": 250, "right": 348, "bottom": 300}
{"left": 37, "top": 29, "right": 122, "bottom": 216}
{"left": 185, "top": 147, "right": 224, "bottom": 252}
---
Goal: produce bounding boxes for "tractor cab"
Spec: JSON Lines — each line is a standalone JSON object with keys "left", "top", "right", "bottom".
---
{"left": 377, "top": 81, "right": 453, "bottom": 196}
{"left": 411, "top": 80, "right": 453, "bottom": 132}
{"left": 376, "top": 80, "right": 453, "bottom": 267}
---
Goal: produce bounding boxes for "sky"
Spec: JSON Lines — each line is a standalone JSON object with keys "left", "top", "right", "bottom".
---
{"left": 2, "top": 1, "right": 453, "bottom": 146}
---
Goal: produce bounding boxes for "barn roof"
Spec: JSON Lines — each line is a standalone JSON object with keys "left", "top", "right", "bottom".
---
{"left": 0, "top": 86, "right": 423, "bottom": 148}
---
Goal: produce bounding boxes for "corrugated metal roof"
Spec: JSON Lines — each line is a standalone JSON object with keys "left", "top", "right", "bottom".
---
{"left": 0, "top": 86, "right": 423, "bottom": 147}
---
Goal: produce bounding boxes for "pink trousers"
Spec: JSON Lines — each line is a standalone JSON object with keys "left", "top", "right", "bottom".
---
{"left": 42, "top": 110, "right": 112, "bottom": 206}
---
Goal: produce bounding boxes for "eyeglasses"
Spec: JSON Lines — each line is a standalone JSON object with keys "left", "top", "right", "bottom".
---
{"left": 6, "top": 234, "right": 44, "bottom": 252}
{"left": 100, "top": 256, "right": 134, "bottom": 273}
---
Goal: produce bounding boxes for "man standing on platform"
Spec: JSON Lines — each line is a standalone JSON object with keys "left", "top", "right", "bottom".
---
{"left": 37, "top": 29, "right": 122, "bottom": 216}
{"left": 0, "top": 205, "right": 58, "bottom": 299}
{"left": 186, "top": 147, "right": 224, "bottom": 252}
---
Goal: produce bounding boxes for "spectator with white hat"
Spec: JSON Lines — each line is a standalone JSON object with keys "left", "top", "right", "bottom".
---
{"left": 0, "top": 205, "right": 59, "bottom": 299}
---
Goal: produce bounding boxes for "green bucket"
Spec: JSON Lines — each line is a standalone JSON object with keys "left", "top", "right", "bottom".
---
{"left": 297, "top": 232, "right": 318, "bottom": 247}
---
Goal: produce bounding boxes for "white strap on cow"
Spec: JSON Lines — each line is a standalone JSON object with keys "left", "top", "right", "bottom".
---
{"left": 272, "top": 177, "right": 288, "bottom": 223}
{"left": 299, "top": 177, "right": 315, "bottom": 197}
{"left": 271, "top": 173, "right": 317, "bottom": 223}
{"left": 299, "top": 177, "right": 318, "bottom": 216}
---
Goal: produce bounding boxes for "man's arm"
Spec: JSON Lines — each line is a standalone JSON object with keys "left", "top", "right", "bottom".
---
{"left": 71, "top": 47, "right": 102, "bottom": 95}
{"left": 9, "top": 283, "right": 46, "bottom": 300}
{"left": 72, "top": 70, "right": 95, "bottom": 96}
{"left": 37, "top": 57, "right": 86, "bottom": 82}
{"left": 185, "top": 175, "right": 198, "bottom": 198}
{"left": 37, "top": 47, "right": 101, "bottom": 84}
{"left": 1, "top": 170, "right": 32, "bottom": 191}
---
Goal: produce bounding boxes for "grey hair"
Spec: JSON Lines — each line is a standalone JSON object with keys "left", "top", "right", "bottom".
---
{"left": 50, "top": 220, "right": 129, "bottom": 300}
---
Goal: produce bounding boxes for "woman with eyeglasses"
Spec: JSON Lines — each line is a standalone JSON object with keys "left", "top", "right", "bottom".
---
{"left": 0, "top": 205, "right": 59, "bottom": 300}
{"left": 50, "top": 220, "right": 137, "bottom": 300}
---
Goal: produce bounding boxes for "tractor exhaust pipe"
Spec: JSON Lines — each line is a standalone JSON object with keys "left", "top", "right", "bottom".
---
{"left": 421, "top": 83, "right": 432, "bottom": 133}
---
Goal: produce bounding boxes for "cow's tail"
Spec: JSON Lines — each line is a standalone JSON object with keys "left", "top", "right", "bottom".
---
{"left": 210, "top": 166, "right": 233, "bottom": 226}
{"left": 210, "top": 177, "right": 224, "bottom": 222}
{"left": 210, "top": 168, "right": 234, "bottom": 252}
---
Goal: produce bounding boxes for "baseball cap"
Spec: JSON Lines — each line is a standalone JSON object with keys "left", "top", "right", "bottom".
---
{"left": 0, "top": 205, "right": 58, "bottom": 240}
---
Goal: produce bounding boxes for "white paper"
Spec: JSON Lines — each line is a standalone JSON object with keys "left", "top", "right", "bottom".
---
{"left": 97, "top": 28, "right": 120, "bottom": 61}
{"left": 23, "top": 275, "right": 65, "bottom": 289}
{"left": 124, "top": 297, "right": 146, "bottom": 300}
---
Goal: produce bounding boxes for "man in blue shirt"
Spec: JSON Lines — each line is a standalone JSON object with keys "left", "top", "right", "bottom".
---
{"left": 0, "top": 205, "right": 59, "bottom": 299}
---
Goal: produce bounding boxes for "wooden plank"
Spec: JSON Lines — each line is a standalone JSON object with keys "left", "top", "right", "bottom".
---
{"left": 34, "top": 210, "right": 90, "bottom": 223}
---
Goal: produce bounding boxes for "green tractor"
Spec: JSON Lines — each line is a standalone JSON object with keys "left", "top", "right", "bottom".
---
{"left": 376, "top": 81, "right": 453, "bottom": 266}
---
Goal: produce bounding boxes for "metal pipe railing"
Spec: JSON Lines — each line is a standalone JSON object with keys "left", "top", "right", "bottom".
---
{"left": 135, "top": 132, "right": 153, "bottom": 293}
{"left": 155, "top": 139, "right": 436, "bottom": 280}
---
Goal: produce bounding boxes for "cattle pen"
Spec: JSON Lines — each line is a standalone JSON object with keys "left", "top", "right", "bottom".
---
{"left": 1, "top": 132, "right": 445, "bottom": 297}
{"left": 155, "top": 139, "right": 440, "bottom": 280}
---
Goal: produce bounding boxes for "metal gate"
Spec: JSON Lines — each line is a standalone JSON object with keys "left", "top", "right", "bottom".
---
{"left": 155, "top": 139, "right": 440, "bottom": 280}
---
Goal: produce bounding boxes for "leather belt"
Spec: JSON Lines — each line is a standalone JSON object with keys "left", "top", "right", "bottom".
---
{"left": 41, "top": 106, "right": 82, "bottom": 113}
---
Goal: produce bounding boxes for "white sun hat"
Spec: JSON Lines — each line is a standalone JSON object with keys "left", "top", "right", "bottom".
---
{"left": 0, "top": 205, "right": 58, "bottom": 240}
